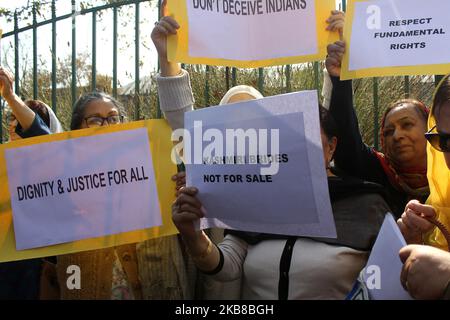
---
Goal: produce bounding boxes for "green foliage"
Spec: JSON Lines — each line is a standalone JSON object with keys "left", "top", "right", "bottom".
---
{"left": 0, "top": 1, "right": 438, "bottom": 148}
{"left": 0, "top": 58, "right": 438, "bottom": 146}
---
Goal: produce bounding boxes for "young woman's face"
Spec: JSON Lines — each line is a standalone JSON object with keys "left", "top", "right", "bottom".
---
{"left": 382, "top": 104, "right": 427, "bottom": 168}
{"left": 8, "top": 114, "right": 22, "bottom": 141}
{"left": 435, "top": 102, "right": 450, "bottom": 169}
{"left": 79, "top": 98, "right": 121, "bottom": 129}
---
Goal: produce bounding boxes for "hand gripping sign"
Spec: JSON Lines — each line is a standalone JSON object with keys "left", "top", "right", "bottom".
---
{"left": 0, "top": 120, "right": 177, "bottom": 262}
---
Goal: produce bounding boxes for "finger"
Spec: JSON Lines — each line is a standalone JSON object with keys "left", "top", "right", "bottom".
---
{"left": 176, "top": 192, "right": 202, "bottom": 208}
{"left": 327, "top": 10, "right": 345, "bottom": 21}
{"left": 178, "top": 186, "right": 198, "bottom": 195}
{"left": 335, "top": 40, "right": 346, "bottom": 50}
{"left": 172, "top": 171, "right": 186, "bottom": 181}
{"left": 328, "top": 43, "right": 345, "bottom": 55}
{"left": 177, "top": 171, "right": 186, "bottom": 178}
{"left": 176, "top": 183, "right": 186, "bottom": 190}
{"left": 173, "top": 212, "right": 202, "bottom": 224}
{"left": 153, "top": 24, "right": 169, "bottom": 36}
{"left": 329, "top": 50, "right": 344, "bottom": 60}
{"left": 401, "top": 212, "right": 421, "bottom": 233}
{"left": 405, "top": 209, "right": 434, "bottom": 232}
{"left": 326, "top": 56, "right": 341, "bottom": 68}
{"left": 326, "top": 15, "right": 345, "bottom": 25}
{"left": 179, "top": 204, "right": 204, "bottom": 217}
{"left": 326, "top": 21, "right": 344, "bottom": 32}
{"left": 400, "top": 260, "right": 410, "bottom": 292}
{"left": 176, "top": 182, "right": 186, "bottom": 190}
{"left": 160, "top": 16, "right": 180, "bottom": 29}
{"left": 397, "top": 219, "right": 409, "bottom": 238}
{"left": 407, "top": 202, "right": 437, "bottom": 218}
{"left": 155, "top": 21, "right": 177, "bottom": 35}
{"left": 399, "top": 245, "right": 417, "bottom": 263}
{"left": 176, "top": 174, "right": 186, "bottom": 185}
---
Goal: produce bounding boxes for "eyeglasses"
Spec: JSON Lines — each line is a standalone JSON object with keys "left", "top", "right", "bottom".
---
{"left": 425, "top": 126, "right": 450, "bottom": 153}
{"left": 8, "top": 114, "right": 16, "bottom": 123}
{"left": 84, "top": 115, "right": 124, "bottom": 128}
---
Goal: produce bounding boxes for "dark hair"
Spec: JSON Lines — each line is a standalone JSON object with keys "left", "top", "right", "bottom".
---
{"left": 71, "top": 91, "right": 124, "bottom": 130}
{"left": 382, "top": 99, "right": 429, "bottom": 129}
{"left": 319, "top": 104, "right": 338, "bottom": 140}
{"left": 433, "top": 74, "right": 450, "bottom": 118}
{"left": 24, "top": 100, "right": 50, "bottom": 127}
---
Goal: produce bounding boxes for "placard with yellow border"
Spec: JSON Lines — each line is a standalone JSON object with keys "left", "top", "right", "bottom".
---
{"left": 341, "top": 0, "right": 450, "bottom": 80}
{"left": 0, "top": 120, "right": 178, "bottom": 262}
{"left": 167, "top": 0, "right": 338, "bottom": 68}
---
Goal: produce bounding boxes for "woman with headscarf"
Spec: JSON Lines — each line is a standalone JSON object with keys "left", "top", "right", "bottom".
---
{"left": 172, "top": 105, "right": 390, "bottom": 300}
{"left": 398, "top": 74, "right": 450, "bottom": 300}
{"left": 0, "top": 68, "right": 63, "bottom": 300}
{"left": 0, "top": 67, "right": 57, "bottom": 139}
{"left": 39, "top": 91, "right": 188, "bottom": 300}
{"left": 9, "top": 99, "right": 64, "bottom": 140}
{"left": 325, "top": 41, "right": 430, "bottom": 218}
{"left": 152, "top": 9, "right": 270, "bottom": 299}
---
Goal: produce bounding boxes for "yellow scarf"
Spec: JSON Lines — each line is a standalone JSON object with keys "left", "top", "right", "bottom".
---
{"left": 424, "top": 90, "right": 450, "bottom": 251}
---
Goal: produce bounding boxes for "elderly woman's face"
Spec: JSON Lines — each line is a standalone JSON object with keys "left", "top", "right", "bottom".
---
{"left": 382, "top": 104, "right": 427, "bottom": 168}
{"left": 8, "top": 113, "right": 22, "bottom": 141}
{"left": 435, "top": 102, "right": 450, "bottom": 169}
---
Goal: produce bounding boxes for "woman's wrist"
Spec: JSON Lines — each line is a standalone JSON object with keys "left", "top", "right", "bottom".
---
{"left": 159, "top": 58, "right": 181, "bottom": 77}
{"left": 184, "top": 232, "right": 221, "bottom": 272}
{"left": 3, "top": 90, "right": 16, "bottom": 104}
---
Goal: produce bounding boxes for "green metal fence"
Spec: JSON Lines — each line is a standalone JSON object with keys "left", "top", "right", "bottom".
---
{"left": 0, "top": 0, "right": 150, "bottom": 143}
{"left": 0, "top": 0, "right": 445, "bottom": 147}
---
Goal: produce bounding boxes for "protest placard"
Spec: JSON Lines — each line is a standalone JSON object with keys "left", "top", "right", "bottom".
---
{"left": 167, "top": 0, "right": 338, "bottom": 68}
{"left": 183, "top": 91, "right": 336, "bottom": 238}
{"left": 0, "top": 120, "right": 178, "bottom": 262}
{"left": 362, "top": 214, "right": 412, "bottom": 300}
{"left": 341, "top": 0, "right": 450, "bottom": 80}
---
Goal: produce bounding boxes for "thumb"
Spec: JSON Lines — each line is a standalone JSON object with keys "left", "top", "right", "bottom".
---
{"left": 399, "top": 245, "right": 417, "bottom": 264}
{"left": 408, "top": 201, "right": 437, "bottom": 218}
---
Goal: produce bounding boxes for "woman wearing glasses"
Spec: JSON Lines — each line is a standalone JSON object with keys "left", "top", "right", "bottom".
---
{"left": 45, "top": 91, "right": 189, "bottom": 300}
{"left": 70, "top": 92, "right": 124, "bottom": 129}
{"left": 399, "top": 74, "right": 450, "bottom": 300}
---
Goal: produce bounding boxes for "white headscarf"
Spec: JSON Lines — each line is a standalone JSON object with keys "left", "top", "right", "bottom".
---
{"left": 42, "top": 103, "right": 64, "bottom": 133}
{"left": 219, "top": 85, "right": 264, "bottom": 105}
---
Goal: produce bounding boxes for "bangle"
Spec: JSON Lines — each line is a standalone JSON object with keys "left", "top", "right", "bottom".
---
{"left": 191, "top": 237, "right": 213, "bottom": 262}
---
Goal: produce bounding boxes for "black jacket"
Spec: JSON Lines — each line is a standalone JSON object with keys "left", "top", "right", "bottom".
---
{"left": 328, "top": 76, "right": 428, "bottom": 218}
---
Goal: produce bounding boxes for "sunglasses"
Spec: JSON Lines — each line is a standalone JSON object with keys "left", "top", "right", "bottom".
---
{"left": 425, "top": 126, "right": 450, "bottom": 153}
